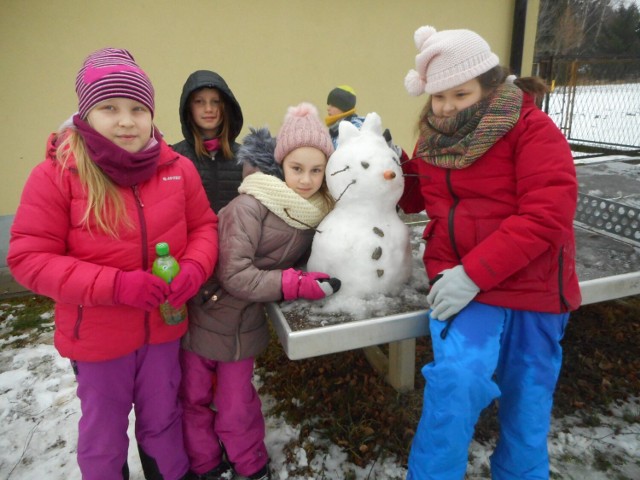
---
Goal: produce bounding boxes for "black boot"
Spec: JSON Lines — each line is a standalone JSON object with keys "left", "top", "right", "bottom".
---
{"left": 247, "top": 463, "right": 271, "bottom": 480}
{"left": 194, "top": 461, "right": 234, "bottom": 479}
{"left": 138, "top": 444, "right": 163, "bottom": 480}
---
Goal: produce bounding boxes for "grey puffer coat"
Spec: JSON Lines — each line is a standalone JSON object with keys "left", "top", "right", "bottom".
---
{"left": 171, "top": 70, "right": 244, "bottom": 213}
{"left": 182, "top": 194, "right": 315, "bottom": 362}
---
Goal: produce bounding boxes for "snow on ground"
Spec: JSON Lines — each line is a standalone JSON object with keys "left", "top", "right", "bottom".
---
{"left": 547, "top": 83, "right": 640, "bottom": 149}
{"left": 0, "top": 332, "right": 638, "bottom": 479}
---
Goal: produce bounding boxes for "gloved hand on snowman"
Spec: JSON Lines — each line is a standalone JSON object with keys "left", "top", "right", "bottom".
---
{"left": 281, "top": 268, "right": 342, "bottom": 301}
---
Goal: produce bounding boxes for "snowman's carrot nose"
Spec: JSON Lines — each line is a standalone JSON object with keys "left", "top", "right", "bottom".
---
{"left": 383, "top": 170, "right": 396, "bottom": 180}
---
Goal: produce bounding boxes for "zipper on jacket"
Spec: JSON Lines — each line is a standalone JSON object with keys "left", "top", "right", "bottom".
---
{"left": 132, "top": 185, "right": 151, "bottom": 341}
{"left": 74, "top": 305, "right": 84, "bottom": 339}
{"left": 445, "top": 171, "right": 463, "bottom": 262}
{"left": 234, "top": 331, "right": 241, "bottom": 362}
{"left": 557, "top": 248, "right": 571, "bottom": 312}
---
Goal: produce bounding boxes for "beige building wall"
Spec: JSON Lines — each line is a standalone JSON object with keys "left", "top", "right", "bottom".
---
{"left": 0, "top": 0, "right": 539, "bottom": 257}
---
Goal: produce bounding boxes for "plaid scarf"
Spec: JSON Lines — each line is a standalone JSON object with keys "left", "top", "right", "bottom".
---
{"left": 416, "top": 83, "right": 523, "bottom": 169}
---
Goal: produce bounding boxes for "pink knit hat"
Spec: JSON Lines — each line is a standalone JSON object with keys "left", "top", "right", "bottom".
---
{"left": 405, "top": 26, "right": 499, "bottom": 96}
{"left": 274, "top": 102, "right": 334, "bottom": 164}
{"left": 75, "top": 47, "right": 155, "bottom": 118}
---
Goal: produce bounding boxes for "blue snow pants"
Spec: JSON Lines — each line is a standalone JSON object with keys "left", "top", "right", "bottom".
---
{"left": 407, "top": 301, "right": 569, "bottom": 480}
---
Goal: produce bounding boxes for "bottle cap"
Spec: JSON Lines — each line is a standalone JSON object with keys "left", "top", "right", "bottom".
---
{"left": 155, "top": 242, "right": 169, "bottom": 256}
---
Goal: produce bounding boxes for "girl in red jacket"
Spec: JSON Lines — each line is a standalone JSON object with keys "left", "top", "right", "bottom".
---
{"left": 179, "top": 103, "right": 340, "bottom": 480}
{"left": 400, "top": 27, "right": 581, "bottom": 479}
{"left": 7, "top": 48, "right": 218, "bottom": 480}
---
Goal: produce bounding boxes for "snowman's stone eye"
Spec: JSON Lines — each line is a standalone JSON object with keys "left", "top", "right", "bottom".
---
{"left": 361, "top": 161, "right": 370, "bottom": 169}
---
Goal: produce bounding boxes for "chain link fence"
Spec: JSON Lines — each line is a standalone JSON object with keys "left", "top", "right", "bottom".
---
{"left": 534, "top": 56, "right": 640, "bottom": 155}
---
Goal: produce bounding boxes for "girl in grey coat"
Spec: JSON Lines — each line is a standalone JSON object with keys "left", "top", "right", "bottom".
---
{"left": 180, "top": 103, "right": 340, "bottom": 480}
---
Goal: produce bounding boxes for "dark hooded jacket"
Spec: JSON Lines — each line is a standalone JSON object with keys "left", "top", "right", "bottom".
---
{"left": 171, "top": 70, "right": 244, "bottom": 213}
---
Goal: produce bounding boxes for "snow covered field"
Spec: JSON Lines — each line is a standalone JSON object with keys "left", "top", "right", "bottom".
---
{"left": 547, "top": 83, "right": 640, "bottom": 149}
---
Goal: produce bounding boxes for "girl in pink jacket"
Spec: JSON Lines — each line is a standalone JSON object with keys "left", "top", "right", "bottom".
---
{"left": 7, "top": 48, "right": 217, "bottom": 480}
{"left": 400, "top": 27, "right": 581, "bottom": 479}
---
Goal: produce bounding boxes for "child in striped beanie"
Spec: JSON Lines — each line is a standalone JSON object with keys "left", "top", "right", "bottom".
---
{"left": 8, "top": 46, "right": 218, "bottom": 479}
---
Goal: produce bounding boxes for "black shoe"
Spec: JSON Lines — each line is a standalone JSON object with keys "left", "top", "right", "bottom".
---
{"left": 247, "top": 464, "right": 271, "bottom": 480}
{"left": 196, "top": 461, "right": 234, "bottom": 480}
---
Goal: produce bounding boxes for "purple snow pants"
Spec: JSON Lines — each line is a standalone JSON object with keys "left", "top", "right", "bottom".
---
{"left": 74, "top": 340, "right": 189, "bottom": 480}
{"left": 179, "top": 349, "right": 268, "bottom": 477}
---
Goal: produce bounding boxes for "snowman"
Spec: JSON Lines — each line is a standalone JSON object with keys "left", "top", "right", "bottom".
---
{"left": 307, "top": 112, "right": 412, "bottom": 298}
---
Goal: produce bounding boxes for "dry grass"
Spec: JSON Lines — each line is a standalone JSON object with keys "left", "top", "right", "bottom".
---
{"left": 256, "top": 295, "right": 640, "bottom": 468}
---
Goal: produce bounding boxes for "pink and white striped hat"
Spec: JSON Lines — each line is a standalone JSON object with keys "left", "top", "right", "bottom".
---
{"left": 75, "top": 47, "right": 155, "bottom": 118}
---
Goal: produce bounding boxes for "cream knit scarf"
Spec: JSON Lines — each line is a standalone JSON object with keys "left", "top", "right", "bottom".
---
{"left": 238, "top": 172, "right": 329, "bottom": 229}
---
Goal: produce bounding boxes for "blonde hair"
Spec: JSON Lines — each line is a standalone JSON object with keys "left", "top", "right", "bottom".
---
{"left": 57, "top": 129, "right": 131, "bottom": 237}
{"left": 318, "top": 177, "right": 336, "bottom": 212}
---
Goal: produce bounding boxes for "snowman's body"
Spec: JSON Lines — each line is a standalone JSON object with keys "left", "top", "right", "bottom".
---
{"left": 307, "top": 113, "right": 412, "bottom": 297}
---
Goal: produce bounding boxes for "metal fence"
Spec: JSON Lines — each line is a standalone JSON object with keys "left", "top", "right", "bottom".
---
{"left": 534, "top": 56, "right": 640, "bottom": 155}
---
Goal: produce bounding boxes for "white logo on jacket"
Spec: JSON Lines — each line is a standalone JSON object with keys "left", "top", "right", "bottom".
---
{"left": 162, "top": 176, "right": 182, "bottom": 181}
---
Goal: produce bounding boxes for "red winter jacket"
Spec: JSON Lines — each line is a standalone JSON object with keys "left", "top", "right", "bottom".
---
{"left": 399, "top": 94, "right": 581, "bottom": 313}
{"left": 8, "top": 132, "right": 218, "bottom": 361}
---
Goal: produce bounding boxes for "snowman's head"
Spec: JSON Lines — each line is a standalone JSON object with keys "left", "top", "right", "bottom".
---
{"left": 326, "top": 113, "right": 404, "bottom": 207}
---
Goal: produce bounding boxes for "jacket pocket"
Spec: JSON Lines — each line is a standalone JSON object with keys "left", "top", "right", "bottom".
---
{"left": 422, "top": 218, "right": 437, "bottom": 240}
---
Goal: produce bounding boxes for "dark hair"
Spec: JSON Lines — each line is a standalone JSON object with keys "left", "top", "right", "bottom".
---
{"left": 477, "top": 66, "right": 548, "bottom": 105}
{"left": 415, "top": 65, "right": 549, "bottom": 135}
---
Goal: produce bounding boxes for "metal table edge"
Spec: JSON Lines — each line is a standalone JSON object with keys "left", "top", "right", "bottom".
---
{"left": 267, "top": 270, "right": 640, "bottom": 359}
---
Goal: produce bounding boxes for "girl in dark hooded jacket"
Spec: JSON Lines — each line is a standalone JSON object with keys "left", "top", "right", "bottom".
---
{"left": 172, "top": 70, "right": 244, "bottom": 213}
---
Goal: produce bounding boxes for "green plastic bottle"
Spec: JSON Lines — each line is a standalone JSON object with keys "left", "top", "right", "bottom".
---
{"left": 152, "top": 242, "right": 187, "bottom": 325}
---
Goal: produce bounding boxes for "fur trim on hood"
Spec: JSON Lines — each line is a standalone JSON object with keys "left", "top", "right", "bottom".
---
{"left": 237, "top": 127, "right": 283, "bottom": 180}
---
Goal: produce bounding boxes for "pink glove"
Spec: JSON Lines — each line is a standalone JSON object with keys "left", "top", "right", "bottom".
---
{"left": 281, "top": 268, "right": 341, "bottom": 301}
{"left": 114, "top": 270, "right": 170, "bottom": 311}
{"left": 167, "top": 260, "right": 207, "bottom": 308}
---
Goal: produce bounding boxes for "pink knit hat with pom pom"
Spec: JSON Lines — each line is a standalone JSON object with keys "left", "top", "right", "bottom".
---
{"left": 404, "top": 26, "right": 499, "bottom": 96}
{"left": 274, "top": 102, "right": 334, "bottom": 164}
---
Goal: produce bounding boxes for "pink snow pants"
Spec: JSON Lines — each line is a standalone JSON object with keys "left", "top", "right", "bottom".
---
{"left": 74, "top": 340, "right": 189, "bottom": 480}
{"left": 179, "top": 349, "right": 268, "bottom": 477}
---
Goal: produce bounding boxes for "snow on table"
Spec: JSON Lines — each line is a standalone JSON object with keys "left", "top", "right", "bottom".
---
{"left": 267, "top": 159, "right": 640, "bottom": 390}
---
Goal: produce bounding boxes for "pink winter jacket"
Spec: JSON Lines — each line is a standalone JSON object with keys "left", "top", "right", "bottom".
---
{"left": 7, "top": 132, "right": 218, "bottom": 361}
{"left": 399, "top": 94, "right": 582, "bottom": 313}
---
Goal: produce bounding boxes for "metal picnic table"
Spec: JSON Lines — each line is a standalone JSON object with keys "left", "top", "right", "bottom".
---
{"left": 266, "top": 159, "right": 640, "bottom": 391}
